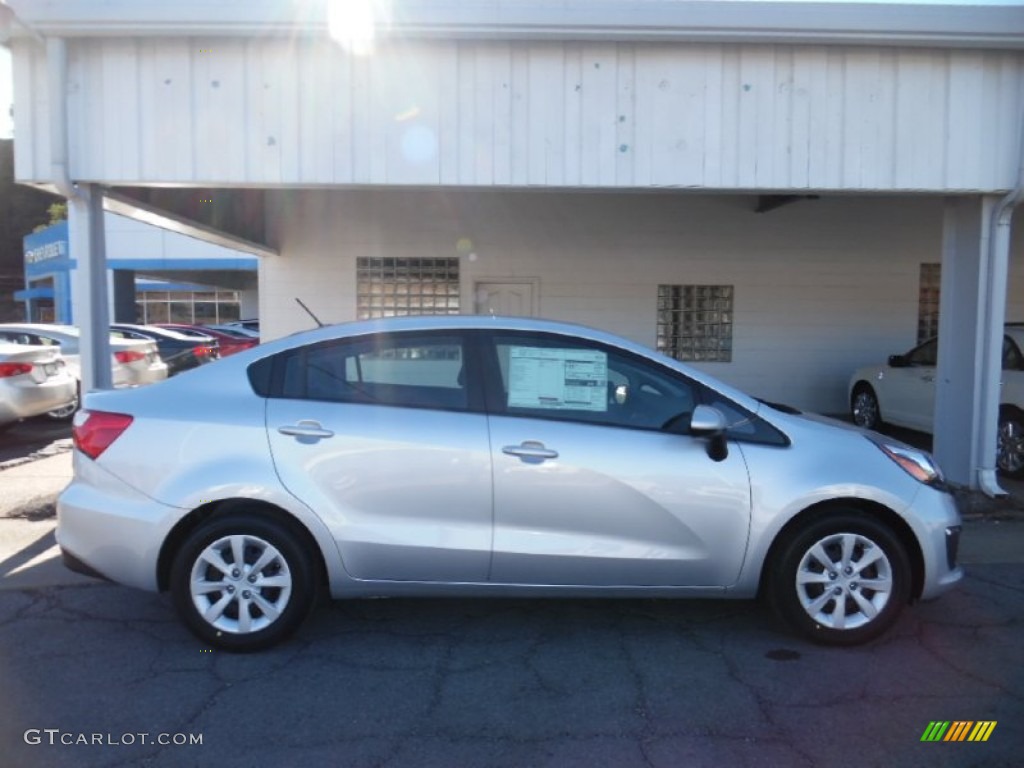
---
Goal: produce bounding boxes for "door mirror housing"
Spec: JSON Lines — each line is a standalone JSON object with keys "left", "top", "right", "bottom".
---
{"left": 888, "top": 354, "right": 909, "bottom": 368}
{"left": 690, "top": 405, "right": 729, "bottom": 462}
{"left": 690, "top": 404, "right": 727, "bottom": 436}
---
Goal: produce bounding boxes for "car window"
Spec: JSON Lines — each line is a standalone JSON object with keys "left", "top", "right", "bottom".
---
{"left": 110, "top": 329, "right": 142, "bottom": 340}
{"left": 907, "top": 339, "right": 937, "bottom": 366}
{"left": 489, "top": 334, "right": 696, "bottom": 431}
{"left": 1003, "top": 336, "right": 1024, "bottom": 371}
{"left": 276, "top": 333, "right": 469, "bottom": 410}
{"left": 0, "top": 331, "right": 53, "bottom": 346}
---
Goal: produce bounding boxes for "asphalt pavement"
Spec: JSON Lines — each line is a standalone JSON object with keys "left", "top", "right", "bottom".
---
{"left": 1, "top": 421, "right": 1022, "bottom": 767}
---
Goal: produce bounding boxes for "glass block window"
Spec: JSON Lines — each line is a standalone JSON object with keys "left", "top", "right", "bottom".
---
{"left": 656, "top": 285, "right": 734, "bottom": 363}
{"left": 356, "top": 258, "right": 460, "bottom": 319}
{"left": 918, "top": 263, "right": 941, "bottom": 343}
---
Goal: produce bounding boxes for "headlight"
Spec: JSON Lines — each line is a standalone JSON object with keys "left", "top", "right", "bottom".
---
{"left": 866, "top": 436, "right": 944, "bottom": 486}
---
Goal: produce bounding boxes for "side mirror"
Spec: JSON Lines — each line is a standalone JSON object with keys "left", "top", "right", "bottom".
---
{"left": 690, "top": 404, "right": 729, "bottom": 462}
{"left": 888, "top": 354, "right": 909, "bottom": 368}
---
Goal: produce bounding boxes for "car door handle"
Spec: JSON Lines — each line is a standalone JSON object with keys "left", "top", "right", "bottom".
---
{"left": 921, "top": 375, "right": 934, "bottom": 383}
{"left": 502, "top": 441, "right": 559, "bottom": 460}
{"left": 278, "top": 420, "right": 334, "bottom": 439}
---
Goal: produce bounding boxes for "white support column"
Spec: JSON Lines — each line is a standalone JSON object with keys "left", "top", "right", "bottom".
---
{"left": 70, "top": 184, "right": 113, "bottom": 392}
{"left": 933, "top": 195, "right": 1007, "bottom": 491}
{"left": 239, "top": 288, "right": 259, "bottom": 320}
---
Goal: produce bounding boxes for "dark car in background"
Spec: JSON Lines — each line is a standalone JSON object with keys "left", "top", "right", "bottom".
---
{"left": 156, "top": 324, "right": 258, "bottom": 358}
{"left": 110, "top": 324, "right": 219, "bottom": 376}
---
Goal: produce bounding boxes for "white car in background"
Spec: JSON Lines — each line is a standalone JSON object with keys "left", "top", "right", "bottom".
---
{"left": 849, "top": 324, "right": 1024, "bottom": 478}
{"left": 0, "top": 342, "right": 77, "bottom": 431}
{"left": 0, "top": 324, "right": 169, "bottom": 420}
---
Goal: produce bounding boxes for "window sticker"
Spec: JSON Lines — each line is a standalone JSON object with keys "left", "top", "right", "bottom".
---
{"left": 507, "top": 347, "right": 608, "bottom": 412}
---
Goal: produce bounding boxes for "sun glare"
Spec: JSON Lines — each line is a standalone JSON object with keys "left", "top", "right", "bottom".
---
{"left": 327, "top": 0, "right": 381, "bottom": 56}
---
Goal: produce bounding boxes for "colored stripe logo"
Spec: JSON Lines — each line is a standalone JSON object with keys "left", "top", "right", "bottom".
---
{"left": 921, "top": 721, "right": 997, "bottom": 742}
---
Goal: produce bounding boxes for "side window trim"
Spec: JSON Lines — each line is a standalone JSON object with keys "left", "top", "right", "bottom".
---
{"left": 259, "top": 329, "right": 486, "bottom": 414}
{"left": 479, "top": 330, "right": 698, "bottom": 434}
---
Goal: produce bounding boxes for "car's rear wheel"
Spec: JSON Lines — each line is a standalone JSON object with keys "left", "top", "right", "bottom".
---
{"left": 46, "top": 382, "right": 80, "bottom": 421}
{"left": 769, "top": 511, "right": 911, "bottom": 646}
{"left": 997, "top": 406, "right": 1024, "bottom": 479}
{"left": 170, "top": 512, "right": 318, "bottom": 652}
{"left": 851, "top": 384, "right": 882, "bottom": 430}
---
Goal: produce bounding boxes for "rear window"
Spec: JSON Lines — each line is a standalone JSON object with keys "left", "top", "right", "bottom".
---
{"left": 248, "top": 333, "right": 470, "bottom": 411}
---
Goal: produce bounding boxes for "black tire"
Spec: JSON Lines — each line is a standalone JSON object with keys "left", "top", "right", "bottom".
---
{"left": 769, "top": 511, "right": 911, "bottom": 646}
{"left": 997, "top": 406, "right": 1024, "bottom": 479}
{"left": 850, "top": 383, "right": 882, "bottom": 430}
{"left": 170, "top": 512, "right": 319, "bottom": 652}
{"left": 46, "top": 381, "right": 80, "bottom": 421}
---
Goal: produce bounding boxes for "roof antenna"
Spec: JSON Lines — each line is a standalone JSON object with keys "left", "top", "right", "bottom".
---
{"left": 295, "top": 297, "right": 324, "bottom": 328}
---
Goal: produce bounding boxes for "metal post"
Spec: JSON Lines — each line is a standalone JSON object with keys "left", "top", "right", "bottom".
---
{"left": 70, "top": 184, "right": 113, "bottom": 391}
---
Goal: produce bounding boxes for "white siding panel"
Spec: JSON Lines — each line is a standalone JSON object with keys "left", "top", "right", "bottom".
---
{"left": 329, "top": 46, "right": 355, "bottom": 183}
{"left": 563, "top": 45, "right": 583, "bottom": 187}
{"left": 509, "top": 46, "right": 530, "bottom": 186}
{"left": 580, "top": 44, "right": 618, "bottom": 186}
{"left": 491, "top": 43, "right": 514, "bottom": 185}
{"left": 138, "top": 39, "right": 194, "bottom": 181}
{"left": 100, "top": 40, "right": 141, "bottom": 181}
{"left": 190, "top": 39, "right": 247, "bottom": 183}
{"left": 14, "top": 38, "right": 1022, "bottom": 191}
{"left": 946, "top": 53, "right": 986, "bottom": 190}
{"left": 615, "top": 45, "right": 636, "bottom": 187}
{"left": 11, "top": 40, "right": 48, "bottom": 181}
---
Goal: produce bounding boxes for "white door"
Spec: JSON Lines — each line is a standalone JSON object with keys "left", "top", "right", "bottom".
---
{"left": 474, "top": 281, "right": 536, "bottom": 316}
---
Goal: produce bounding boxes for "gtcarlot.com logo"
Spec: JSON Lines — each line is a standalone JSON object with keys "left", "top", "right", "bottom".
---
{"left": 921, "top": 721, "right": 997, "bottom": 742}
{"left": 24, "top": 729, "right": 203, "bottom": 747}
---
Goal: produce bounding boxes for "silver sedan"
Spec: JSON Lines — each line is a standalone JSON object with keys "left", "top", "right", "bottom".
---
{"left": 58, "top": 316, "right": 963, "bottom": 651}
{"left": 0, "top": 323, "right": 169, "bottom": 420}
{"left": 0, "top": 342, "right": 77, "bottom": 429}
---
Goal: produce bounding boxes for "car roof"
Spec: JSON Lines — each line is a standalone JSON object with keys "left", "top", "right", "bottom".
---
{"left": 112, "top": 323, "right": 201, "bottom": 341}
{"left": 0, "top": 323, "right": 79, "bottom": 337}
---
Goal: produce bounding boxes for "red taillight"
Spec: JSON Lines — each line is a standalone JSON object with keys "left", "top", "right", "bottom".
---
{"left": 114, "top": 350, "right": 146, "bottom": 364}
{"left": 0, "top": 362, "right": 33, "bottom": 378}
{"left": 193, "top": 346, "right": 214, "bottom": 357}
{"left": 72, "top": 410, "right": 134, "bottom": 460}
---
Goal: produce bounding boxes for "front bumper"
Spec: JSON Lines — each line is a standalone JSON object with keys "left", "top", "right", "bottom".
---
{"left": 912, "top": 484, "right": 965, "bottom": 600}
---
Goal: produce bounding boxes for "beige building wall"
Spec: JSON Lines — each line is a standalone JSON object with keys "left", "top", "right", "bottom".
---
{"left": 262, "top": 189, "right": 1024, "bottom": 414}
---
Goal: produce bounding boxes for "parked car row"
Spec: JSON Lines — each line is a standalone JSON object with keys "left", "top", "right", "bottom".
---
{"left": 849, "top": 323, "right": 1024, "bottom": 478}
{"left": 0, "top": 321, "right": 258, "bottom": 428}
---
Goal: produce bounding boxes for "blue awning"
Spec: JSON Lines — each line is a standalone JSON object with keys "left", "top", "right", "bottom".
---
{"left": 14, "top": 287, "right": 55, "bottom": 301}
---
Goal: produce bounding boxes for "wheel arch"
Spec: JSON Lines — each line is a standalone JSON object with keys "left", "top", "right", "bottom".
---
{"left": 157, "top": 498, "right": 329, "bottom": 594}
{"left": 758, "top": 498, "right": 925, "bottom": 601}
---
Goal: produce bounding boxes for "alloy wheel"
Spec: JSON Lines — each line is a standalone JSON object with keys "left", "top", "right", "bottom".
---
{"left": 189, "top": 534, "right": 293, "bottom": 635}
{"left": 997, "top": 415, "right": 1024, "bottom": 476}
{"left": 794, "top": 531, "right": 894, "bottom": 631}
{"left": 851, "top": 389, "right": 880, "bottom": 429}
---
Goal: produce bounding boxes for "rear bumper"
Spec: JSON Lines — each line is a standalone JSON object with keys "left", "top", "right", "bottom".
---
{"left": 60, "top": 547, "right": 112, "bottom": 582}
{"left": 56, "top": 457, "right": 183, "bottom": 592}
{"left": 0, "top": 376, "right": 76, "bottom": 422}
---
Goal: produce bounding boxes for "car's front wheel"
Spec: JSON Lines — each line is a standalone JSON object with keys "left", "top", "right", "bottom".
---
{"left": 998, "top": 407, "right": 1024, "bottom": 479}
{"left": 170, "top": 512, "right": 319, "bottom": 652}
{"left": 769, "top": 511, "right": 911, "bottom": 646}
{"left": 851, "top": 384, "right": 882, "bottom": 430}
